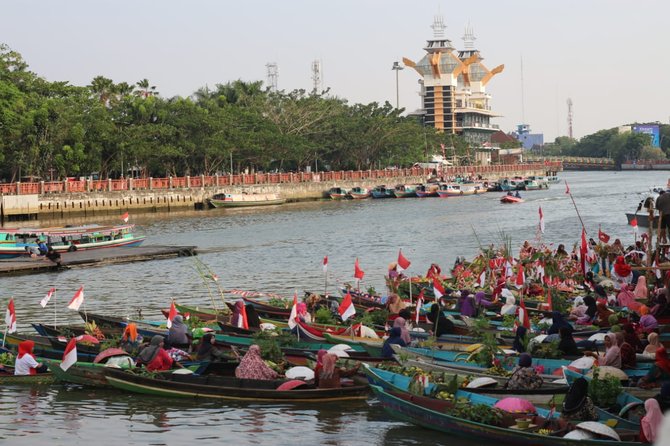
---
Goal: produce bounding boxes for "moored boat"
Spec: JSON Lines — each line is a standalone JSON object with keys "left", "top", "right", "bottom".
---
{"left": 371, "top": 185, "right": 394, "bottom": 198}
{"left": 415, "top": 184, "right": 439, "bottom": 198}
{"left": 347, "top": 187, "right": 371, "bottom": 199}
{"left": 392, "top": 184, "right": 418, "bottom": 198}
{"left": 328, "top": 187, "right": 349, "bottom": 199}
{"left": 208, "top": 192, "right": 286, "bottom": 208}
{"left": 436, "top": 183, "right": 477, "bottom": 197}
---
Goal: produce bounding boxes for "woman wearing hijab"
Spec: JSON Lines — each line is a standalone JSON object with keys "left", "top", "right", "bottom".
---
{"left": 643, "top": 333, "right": 661, "bottom": 358}
{"left": 428, "top": 303, "right": 453, "bottom": 337}
{"left": 616, "top": 332, "right": 637, "bottom": 369}
{"left": 458, "top": 291, "right": 476, "bottom": 317}
{"left": 640, "top": 348, "right": 670, "bottom": 387}
{"left": 14, "top": 340, "right": 45, "bottom": 375}
{"left": 386, "top": 294, "right": 406, "bottom": 315}
{"left": 622, "top": 323, "right": 643, "bottom": 352}
{"left": 499, "top": 290, "right": 516, "bottom": 316}
{"left": 512, "top": 326, "right": 527, "bottom": 353}
{"left": 195, "top": 333, "right": 226, "bottom": 361}
{"left": 296, "top": 302, "right": 312, "bottom": 323}
{"left": 235, "top": 345, "right": 278, "bottom": 380}
{"left": 588, "top": 333, "right": 621, "bottom": 368}
{"left": 137, "top": 335, "right": 174, "bottom": 372}
{"left": 635, "top": 275, "right": 649, "bottom": 300}
{"left": 230, "top": 300, "right": 246, "bottom": 328}
{"left": 313, "top": 349, "right": 327, "bottom": 378}
{"left": 474, "top": 291, "right": 494, "bottom": 311}
{"left": 595, "top": 302, "right": 615, "bottom": 327}
{"left": 612, "top": 255, "right": 633, "bottom": 289}
{"left": 560, "top": 377, "right": 598, "bottom": 422}
{"left": 506, "top": 353, "right": 543, "bottom": 390}
{"left": 618, "top": 285, "right": 641, "bottom": 312}
{"left": 393, "top": 317, "right": 411, "bottom": 345}
{"left": 381, "top": 327, "right": 406, "bottom": 358}
{"left": 639, "top": 306, "right": 659, "bottom": 334}
{"left": 548, "top": 311, "right": 572, "bottom": 335}
{"left": 167, "top": 314, "right": 190, "bottom": 349}
{"left": 640, "top": 398, "right": 664, "bottom": 443}
{"left": 558, "top": 327, "right": 580, "bottom": 356}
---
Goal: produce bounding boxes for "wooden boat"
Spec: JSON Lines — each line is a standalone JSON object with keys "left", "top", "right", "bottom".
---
{"left": 561, "top": 368, "right": 649, "bottom": 412}
{"left": 1, "top": 332, "right": 99, "bottom": 362}
{"left": 436, "top": 183, "right": 476, "bottom": 197}
{"left": 103, "top": 368, "right": 369, "bottom": 402}
{"left": 0, "top": 368, "right": 55, "bottom": 385}
{"left": 415, "top": 184, "right": 439, "bottom": 198}
{"left": 500, "top": 195, "right": 524, "bottom": 204}
{"left": 207, "top": 192, "right": 286, "bottom": 208}
{"left": 76, "top": 312, "right": 169, "bottom": 338}
{"left": 347, "top": 187, "right": 371, "bottom": 199}
{"left": 44, "top": 359, "right": 112, "bottom": 387}
{"left": 371, "top": 185, "right": 394, "bottom": 198}
{"left": 0, "top": 224, "right": 145, "bottom": 258}
{"left": 499, "top": 178, "right": 524, "bottom": 191}
{"left": 525, "top": 176, "right": 550, "bottom": 189}
{"left": 392, "top": 184, "right": 417, "bottom": 198}
{"left": 625, "top": 212, "right": 657, "bottom": 229}
{"left": 328, "top": 187, "right": 349, "bottom": 199}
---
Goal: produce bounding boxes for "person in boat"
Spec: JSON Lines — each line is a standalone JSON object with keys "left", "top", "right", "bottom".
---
{"left": 381, "top": 327, "right": 407, "bottom": 358}
{"left": 313, "top": 349, "right": 328, "bottom": 378}
{"left": 560, "top": 377, "right": 599, "bottom": 422}
{"left": 316, "top": 353, "right": 360, "bottom": 389}
{"left": 622, "top": 323, "right": 644, "bottom": 352}
{"left": 14, "top": 340, "right": 46, "bottom": 375}
{"left": 136, "top": 335, "right": 174, "bottom": 372}
{"left": 640, "top": 398, "right": 664, "bottom": 443}
{"left": 514, "top": 190, "right": 521, "bottom": 198}
{"left": 595, "top": 302, "right": 615, "bottom": 327}
{"left": 499, "top": 290, "right": 517, "bottom": 316}
{"left": 555, "top": 244, "right": 568, "bottom": 258}
{"left": 458, "top": 291, "right": 476, "bottom": 317}
{"left": 643, "top": 332, "right": 662, "bottom": 359}
{"left": 120, "top": 322, "right": 143, "bottom": 354}
{"left": 427, "top": 303, "right": 454, "bottom": 336}
{"left": 654, "top": 382, "right": 670, "bottom": 413}
{"left": 618, "top": 284, "right": 641, "bottom": 312}
{"left": 37, "top": 239, "right": 48, "bottom": 255}
{"left": 386, "top": 293, "right": 406, "bottom": 315}
{"left": 656, "top": 189, "right": 670, "bottom": 243}
{"left": 558, "top": 327, "right": 580, "bottom": 356}
{"left": 166, "top": 315, "right": 190, "bottom": 350}
{"left": 195, "top": 333, "right": 227, "bottom": 361}
{"left": 506, "top": 353, "right": 543, "bottom": 390}
{"left": 586, "top": 333, "right": 621, "bottom": 368}
{"left": 426, "top": 263, "right": 442, "bottom": 281}
{"left": 235, "top": 344, "right": 278, "bottom": 380}
{"left": 547, "top": 311, "right": 572, "bottom": 335}
{"left": 639, "top": 306, "right": 659, "bottom": 334}
{"left": 474, "top": 291, "right": 494, "bottom": 314}
{"left": 393, "top": 316, "right": 411, "bottom": 345}
{"left": 576, "top": 295, "right": 598, "bottom": 325}
{"left": 296, "top": 302, "right": 312, "bottom": 324}
{"left": 639, "top": 347, "right": 670, "bottom": 388}
{"left": 230, "top": 300, "right": 247, "bottom": 328}
{"left": 512, "top": 326, "right": 527, "bottom": 353}
{"left": 611, "top": 256, "right": 633, "bottom": 290}
{"left": 635, "top": 275, "right": 649, "bottom": 300}
{"left": 616, "top": 331, "right": 637, "bottom": 369}
{"left": 568, "top": 296, "right": 587, "bottom": 321}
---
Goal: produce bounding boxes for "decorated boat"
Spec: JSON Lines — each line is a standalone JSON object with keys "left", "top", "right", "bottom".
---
{"left": 371, "top": 185, "right": 394, "bottom": 198}
{"left": 347, "top": 187, "right": 371, "bottom": 199}
{"left": 208, "top": 192, "right": 286, "bottom": 208}
{"left": 328, "top": 187, "right": 349, "bottom": 199}
{"left": 0, "top": 224, "right": 145, "bottom": 258}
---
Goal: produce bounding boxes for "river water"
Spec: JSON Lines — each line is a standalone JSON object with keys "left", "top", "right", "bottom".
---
{"left": 0, "top": 170, "right": 664, "bottom": 445}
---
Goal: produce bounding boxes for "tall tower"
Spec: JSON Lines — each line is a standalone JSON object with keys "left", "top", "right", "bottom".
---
{"left": 567, "top": 98, "right": 573, "bottom": 139}
{"left": 311, "top": 60, "right": 322, "bottom": 93}
{"left": 266, "top": 62, "right": 278, "bottom": 91}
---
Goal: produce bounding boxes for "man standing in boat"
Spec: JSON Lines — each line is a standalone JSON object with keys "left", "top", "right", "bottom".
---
{"left": 656, "top": 189, "right": 670, "bottom": 243}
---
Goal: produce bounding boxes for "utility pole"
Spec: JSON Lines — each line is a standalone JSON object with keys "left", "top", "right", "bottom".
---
{"left": 392, "top": 61, "right": 404, "bottom": 109}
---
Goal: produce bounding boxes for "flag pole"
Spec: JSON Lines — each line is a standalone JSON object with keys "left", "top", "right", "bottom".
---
{"left": 54, "top": 290, "right": 57, "bottom": 329}
{"left": 324, "top": 267, "right": 328, "bottom": 297}
{"left": 1, "top": 326, "right": 6, "bottom": 348}
{"left": 566, "top": 181, "right": 586, "bottom": 232}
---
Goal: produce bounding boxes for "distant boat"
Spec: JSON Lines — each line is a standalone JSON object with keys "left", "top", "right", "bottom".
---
{"left": 392, "top": 184, "right": 418, "bottom": 198}
{"left": 328, "top": 187, "right": 349, "bottom": 199}
{"left": 208, "top": 192, "right": 286, "bottom": 208}
{"left": 499, "top": 178, "right": 524, "bottom": 191}
{"left": 520, "top": 179, "right": 548, "bottom": 191}
{"left": 436, "top": 183, "right": 476, "bottom": 197}
{"left": 500, "top": 195, "right": 524, "bottom": 204}
{"left": 347, "top": 186, "right": 371, "bottom": 199}
{"left": 371, "top": 185, "right": 394, "bottom": 199}
{"left": 415, "top": 184, "right": 439, "bottom": 198}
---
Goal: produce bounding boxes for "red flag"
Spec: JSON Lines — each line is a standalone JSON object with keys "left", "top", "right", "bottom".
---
{"left": 322, "top": 256, "right": 328, "bottom": 273}
{"left": 121, "top": 211, "right": 129, "bottom": 223}
{"left": 580, "top": 228, "right": 588, "bottom": 275}
{"left": 354, "top": 258, "right": 365, "bottom": 280}
{"left": 415, "top": 289, "right": 424, "bottom": 324}
{"left": 538, "top": 206, "right": 545, "bottom": 233}
{"left": 288, "top": 291, "right": 299, "bottom": 329}
{"left": 433, "top": 277, "right": 445, "bottom": 298}
{"left": 338, "top": 292, "right": 356, "bottom": 321}
{"left": 5, "top": 298, "right": 16, "bottom": 334}
{"left": 41, "top": 288, "right": 56, "bottom": 308}
{"left": 67, "top": 286, "right": 84, "bottom": 311}
{"left": 518, "top": 297, "right": 531, "bottom": 329}
{"left": 60, "top": 338, "right": 77, "bottom": 371}
{"left": 598, "top": 226, "right": 610, "bottom": 244}
{"left": 397, "top": 249, "right": 411, "bottom": 271}
{"left": 515, "top": 265, "right": 525, "bottom": 289}
{"left": 565, "top": 181, "right": 570, "bottom": 195}
{"left": 166, "top": 301, "right": 178, "bottom": 328}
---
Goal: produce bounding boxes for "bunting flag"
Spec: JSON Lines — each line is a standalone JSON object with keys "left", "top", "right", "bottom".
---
{"left": 630, "top": 217, "right": 638, "bottom": 237}
{"left": 5, "top": 298, "right": 16, "bottom": 334}
{"left": 598, "top": 226, "right": 610, "bottom": 244}
{"left": 433, "top": 277, "right": 445, "bottom": 299}
{"left": 67, "top": 286, "right": 84, "bottom": 311}
{"left": 40, "top": 287, "right": 56, "bottom": 308}
{"left": 338, "top": 292, "right": 356, "bottom": 322}
{"left": 322, "top": 256, "right": 328, "bottom": 273}
{"left": 288, "top": 291, "right": 298, "bottom": 329}
{"left": 415, "top": 289, "right": 424, "bottom": 324}
{"left": 166, "top": 301, "right": 178, "bottom": 328}
{"left": 538, "top": 206, "right": 545, "bottom": 233}
{"left": 565, "top": 181, "right": 570, "bottom": 195}
{"left": 60, "top": 337, "right": 78, "bottom": 371}
{"left": 477, "top": 269, "right": 486, "bottom": 288}
{"left": 515, "top": 265, "right": 525, "bottom": 290}
{"left": 354, "top": 258, "right": 365, "bottom": 280}
{"left": 518, "top": 297, "right": 531, "bottom": 329}
{"left": 397, "top": 250, "right": 411, "bottom": 271}
{"left": 121, "top": 211, "right": 129, "bottom": 223}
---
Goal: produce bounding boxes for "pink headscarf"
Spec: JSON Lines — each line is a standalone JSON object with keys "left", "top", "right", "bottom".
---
{"left": 617, "top": 287, "right": 640, "bottom": 312}
{"left": 603, "top": 333, "right": 622, "bottom": 368}
{"left": 393, "top": 317, "right": 411, "bottom": 344}
{"left": 634, "top": 276, "right": 648, "bottom": 299}
{"left": 641, "top": 398, "right": 663, "bottom": 443}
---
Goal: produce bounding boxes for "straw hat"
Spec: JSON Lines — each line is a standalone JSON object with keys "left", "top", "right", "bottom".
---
{"left": 285, "top": 366, "right": 315, "bottom": 381}
{"left": 575, "top": 422, "right": 620, "bottom": 441}
{"left": 466, "top": 377, "right": 498, "bottom": 389}
{"left": 563, "top": 429, "right": 595, "bottom": 440}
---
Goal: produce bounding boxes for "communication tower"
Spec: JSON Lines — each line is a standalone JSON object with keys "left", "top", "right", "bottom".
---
{"left": 311, "top": 60, "right": 322, "bottom": 93}
{"left": 266, "top": 62, "right": 278, "bottom": 91}
{"left": 567, "top": 98, "right": 573, "bottom": 139}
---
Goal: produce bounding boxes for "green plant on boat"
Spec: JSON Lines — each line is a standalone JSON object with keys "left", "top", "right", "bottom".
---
{"left": 187, "top": 315, "right": 207, "bottom": 331}
{"left": 530, "top": 339, "right": 562, "bottom": 359}
{"left": 268, "top": 297, "right": 291, "bottom": 308}
{"left": 501, "top": 314, "right": 516, "bottom": 329}
{"left": 0, "top": 352, "right": 14, "bottom": 366}
{"left": 470, "top": 317, "right": 492, "bottom": 340}
{"left": 99, "top": 336, "right": 121, "bottom": 352}
{"left": 252, "top": 329, "right": 294, "bottom": 363}
{"left": 446, "top": 400, "right": 505, "bottom": 426}
{"left": 314, "top": 307, "right": 336, "bottom": 324}
{"left": 191, "top": 257, "right": 229, "bottom": 312}
{"left": 366, "top": 286, "right": 377, "bottom": 296}
{"left": 470, "top": 333, "right": 503, "bottom": 368}
{"left": 356, "top": 309, "right": 389, "bottom": 327}
{"left": 588, "top": 367, "right": 622, "bottom": 408}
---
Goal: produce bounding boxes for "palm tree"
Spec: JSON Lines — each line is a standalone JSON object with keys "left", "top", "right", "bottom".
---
{"left": 135, "top": 78, "right": 158, "bottom": 98}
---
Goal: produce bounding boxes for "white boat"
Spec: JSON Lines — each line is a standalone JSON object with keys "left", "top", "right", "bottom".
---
{"left": 208, "top": 192, "right": 286, "bottom": 207}
{"left": 436, "top": 183, "right": 477, "bottom": 197}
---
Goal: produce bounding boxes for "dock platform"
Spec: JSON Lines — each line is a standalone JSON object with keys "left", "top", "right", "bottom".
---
{"left": 0, "top": 245, "right": 197, "bottom": 276}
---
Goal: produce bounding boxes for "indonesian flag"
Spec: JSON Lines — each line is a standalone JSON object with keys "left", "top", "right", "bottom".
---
{"left": 121, "top": 211, "right": 129, "bottom": 223}
{"left": 354, "top": 258, "right": 365, "bottom": 280}
{"left": 433, "top": 277, "right": 445, "bottom": 299}
{"left": 67, "top": 286, "right": 84, "bottom": 311}
{"left": 60, "top": 337, "right": 77, "bottom": 371}
{"left": 630, "top": 217, "right": 638, "bottom": 236}
{"left": 546, "top": 288, "right": 553, "bottom": 312}
{"left": 504, "top": 259, "right": 514, "bottom": 279}
{"left": 237, "top": 301, "right": 249, "bottom": 330}
{"left": 397, "top": 249, "right": 411, "bottom": 271}
{"left": 415, "top": 289, "right": 424, "bottom": 324}
{"left": 598, "top": 226, "right": 610, "bottom": 244}
{"left": 538, "top": 206, "right": 545, "bottom": 234}
{"left": 166, "top": 301, "right": 178, "bottom": 328}
{"left": 5, "top": 298, "right": 16, "bottom": 334}
{"left": 338, "top": 292, "right": 356, "bottom": 322}
{"left": 477, "top": 269, "right": 486, "bottom": 288}
{"left": 40, "top": 288, "right": 56, "bottom": 308}
{"left": 565, "top": 180, "right": 570, "bottom": 195}
{"left": 515, "top": 265, "right": 525, "bottom": 290}
{"left": 323, "top": 256, "right": 328, "bottom": 273}
{"left": 518, "top": 297, "right": 531, "bottom": 329}
{"left": 288, "top": 291, "right": 299, "bottom": 329}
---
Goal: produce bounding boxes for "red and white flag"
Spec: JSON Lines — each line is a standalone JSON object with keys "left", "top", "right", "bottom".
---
{"left": 565, "top": 180, "right": 570, "bottom": 195}
{"left": 121, "top": 211, "right": 129, "bottom": 223}
{"left": 504, "top": 259, "right": 514, "bottom": 278}
{"left": 67, "top": 286, "right": 84, "bottom": 311}
{"left": 288, "top": 291, "right": 299, "bottom": 329}
{"left": 630, "top": 217, "right": 638, "bottom": 237}
{"left": 397, "top": 249, "right": 411, "bottom": 271}
{"left": 338, "top": 292, "right": 356, "bottom": 322}
{"left": 5, "top": 298, "right": 16, "bottom": 334}
{"left": 477, "top": 269, "right": 486, "bottom": 288}
{"left": 598, "top": 226, "right": 610, "bottom": 244}
{"left": 40, "top": 288, "right": 56, "bottom": 308}
{"left": 354, "top": 258, "right": 365, "bottom": 280}
{"left": 538, "top": 206, "right": 545, "bottom": 234}
{"left": 60, "top": 337, "right": 77, "bottom": 371}
{"left": 166, "top": 301, "right": 178, "bottom": 328}
{"left": 237, "top": 301, "right": 249, "bottom": 330}
{"left": 322, "top": 256, "right": 328, "bottom": 273}
{"left": 433, "top": 277, "right": 445, "bottom": 299}
{"left": 518, "top": 297, "right": 531, "bottom": 329}
{"left": 415, "top": 289, "right": 424, "bottom": 324}
{"left": 515, "top": 265, "right": 525, "bottom": 290}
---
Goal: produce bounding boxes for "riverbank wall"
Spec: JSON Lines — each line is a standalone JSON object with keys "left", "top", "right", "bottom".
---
{"left": 0, "top": 162, "right": 561, "bottom": 222}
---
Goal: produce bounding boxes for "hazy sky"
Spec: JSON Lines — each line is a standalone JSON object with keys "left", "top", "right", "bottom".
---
{"left": 3, "top": 0, "right": 670, "bottom": 141}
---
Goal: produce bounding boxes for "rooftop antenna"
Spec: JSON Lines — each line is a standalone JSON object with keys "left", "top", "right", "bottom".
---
{"left": 266, "top": 62, "right": 278, "bottom": 91}
{"left": 462, "top": 22, "right": 476, "bottom": 49}
{"left": 567, "top": 98, "right": 574, "bottom": 139}
{"left": 431, "top": 14, "right": 446, "bottom": 38}
{"left": 311, "top": 60, "right": 322, "bottom": 93}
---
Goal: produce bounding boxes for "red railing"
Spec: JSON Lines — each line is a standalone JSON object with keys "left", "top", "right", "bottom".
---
{"left": 0, "top": 162, "right": 562, "bottom": 195}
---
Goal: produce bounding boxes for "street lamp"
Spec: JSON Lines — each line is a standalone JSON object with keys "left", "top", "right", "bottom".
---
{"left": 392, "top": 61, "right": 404, "bottom": 109}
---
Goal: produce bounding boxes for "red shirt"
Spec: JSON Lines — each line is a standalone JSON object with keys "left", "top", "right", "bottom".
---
{"left": 146, "top": 349, "right": 173, "bottom": 372}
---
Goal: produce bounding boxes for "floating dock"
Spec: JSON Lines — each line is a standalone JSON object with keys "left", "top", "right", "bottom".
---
{"left": 0, "top": 245, "right": 197, "bottom": 276}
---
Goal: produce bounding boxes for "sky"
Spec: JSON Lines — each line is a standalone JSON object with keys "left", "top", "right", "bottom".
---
{"left": 3, "top": 0, "right": 670, "bottom": 141}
